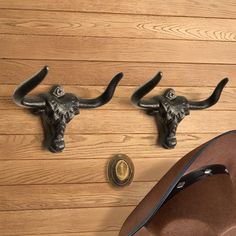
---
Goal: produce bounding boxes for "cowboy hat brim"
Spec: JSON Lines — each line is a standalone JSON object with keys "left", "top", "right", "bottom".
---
{"left": 119, "top": 130, "right": 236, "bottom": 236}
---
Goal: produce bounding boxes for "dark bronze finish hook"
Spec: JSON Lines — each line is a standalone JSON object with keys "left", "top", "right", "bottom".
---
{"left": 13, "top": 66, "right": 123, "bottom": 153}
{"left": 131, "top": 72, "right": 228, "bottom": 149}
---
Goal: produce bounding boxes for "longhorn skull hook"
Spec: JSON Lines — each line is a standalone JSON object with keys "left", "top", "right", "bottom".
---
{"left": 131, "top": 72, "right": 228, "bottom": 149}
{"left": 13, "top": 66, "right": 123, "bottom": 153}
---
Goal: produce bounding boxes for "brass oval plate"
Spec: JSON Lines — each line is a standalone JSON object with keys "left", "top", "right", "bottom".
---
{"left": 107, "top": 154, "right": 134, "bottom": 187}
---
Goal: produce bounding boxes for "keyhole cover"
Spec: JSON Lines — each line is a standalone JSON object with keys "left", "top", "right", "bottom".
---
{"left": 107, "top": 154, "right": 134, "bottom": 187}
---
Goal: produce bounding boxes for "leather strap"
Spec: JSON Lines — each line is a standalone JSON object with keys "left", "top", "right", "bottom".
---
{"left": 136, "top": 164, "right": 229, "bottom": 235}
{"left": 163, "top": 164, "right": 229, "bottom": 206}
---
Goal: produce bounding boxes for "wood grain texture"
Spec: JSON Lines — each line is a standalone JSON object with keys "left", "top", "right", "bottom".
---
{"left": 0, "top": 182, "right": 155, "bottom": 211}
{"left": 0, "top": 207, "right": 132, "bottom": 235}
{"left": 28, "top": 232, "right": 119, "bottom": 236}
{"left": 1, "top": 35, "right": 236, "bottom": 63}
{"left": 0, "top": 133, "right": 218, "bottom": 160}
{"left": 1, "top": 59, "right": 235, "bottom": 86}
{"left": 0, "top": 86, "right": 234, "bottom": 110}
{"left": 1, "top": 10, "right": 236, "bottom": 41}
{"left": 0, "top": 110, "right": 235, "bottom": 134}
{"left": 1, "top": 2, "right": 236, "bottom": 236}
{"left": 0, "top": 0, "right": 235, "bottom": 18}
{"left": 0, "top": 158, "right": 177, "bottom": 185}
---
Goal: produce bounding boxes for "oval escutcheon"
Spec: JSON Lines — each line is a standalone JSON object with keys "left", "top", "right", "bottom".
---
{"left": 107, "top": 154, "right": 134, "bottom": 187}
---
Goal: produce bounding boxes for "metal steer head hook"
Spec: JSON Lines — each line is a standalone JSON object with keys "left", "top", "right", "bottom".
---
{"left": 131, "top": 72, "right": 228, "bottom": 149}
{"left": 13, "top": 66, "right": 123, "bottom": 153}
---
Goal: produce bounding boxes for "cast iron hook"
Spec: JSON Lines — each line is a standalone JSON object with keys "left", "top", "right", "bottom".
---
{"left": 131, "top": 72, "right": 228, "bottom": 149}
{"left": 13, "top": 66, "right": 123, "bottom": 153}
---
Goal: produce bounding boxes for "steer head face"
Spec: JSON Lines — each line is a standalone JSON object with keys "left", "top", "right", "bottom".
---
{"left": 35, "top": 86, "right": 81, "bottom": 152}
{"left": 153, "top": 90, "right": 190, "bottom": 149}
{"left": 131, "top": 72, "right": 228, "bottom": 149}
{"left": 47, "top": 85, "right": 80, "bottom": 118}
{"left": 13, "top": 66, "right": 123, "bottom": 153}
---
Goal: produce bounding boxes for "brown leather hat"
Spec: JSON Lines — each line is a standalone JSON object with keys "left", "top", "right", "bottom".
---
{"left": 119, "top": 131, "right": 236, "bottom": 236}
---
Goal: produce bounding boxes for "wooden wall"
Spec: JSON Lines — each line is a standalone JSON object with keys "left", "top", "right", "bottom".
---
{"left": 0, "top": 1, "right": 236, "bottom": 235}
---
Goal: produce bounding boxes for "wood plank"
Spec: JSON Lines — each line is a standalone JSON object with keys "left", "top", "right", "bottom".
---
{"left": 0, "top": 182, "right": 155, "bottom": 211}
{"left": 0, "top": 110, "right": 235, "bottom": 134}
{"left": 28, "top": 232, "right": 119, "bottom": 236}
{"left": 0, "top": 158, "right": 177, "bottom": 185}
{"left": 0, "top": 86, "right": 234, "bottom": 110}
{"left": 0, "top": 133, "right": 218, "bottom": 160}
{"left": 0, "top": 0, "right": 235, "bottom": 18}
{"left": 1, "top": 10, "right": 236, "bottom": 42}
{"left": 1, "top": 35, "right": 236, "bottom": 64}
{"left": 0, "top": 206, "right": 132, "bottom": 235}
{"left": 1, "top": 59, "right": 235, "bottom": 86}
{"left": 1, "top": 3, "right": 235, "bottom": 236}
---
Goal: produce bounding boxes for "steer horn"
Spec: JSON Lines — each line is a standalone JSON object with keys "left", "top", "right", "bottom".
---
{"left": 13, "top": 66, "right": 123, "bottom": 153}
{"left": 78, "top": 72, "right": 123, "bottom": 108}
{"left": 131, "top": 72, "right": 162, "bottom": 109}
{"left": 131, "top": 72, "right": 229, "bottom": 149}
{"left": 13, "top": 66, "right": 48, "bottom": 109}
{"left": 188, "top": 78, "right": 229, "bottom": 110}
{"left": 13, "top": 66, "right": 123, "bottom": 110}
